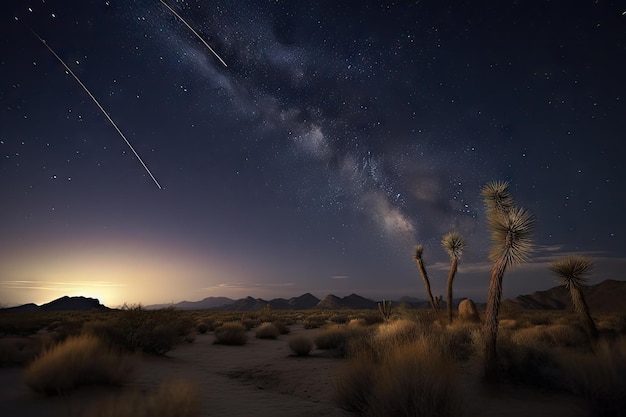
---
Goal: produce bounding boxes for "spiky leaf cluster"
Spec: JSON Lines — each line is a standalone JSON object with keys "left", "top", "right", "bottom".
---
{"left": 481, "top": 181, "right": 514, "bottom": 214}
{"left": 548, "top": 255, "right": 593, "bottom": 291}
{"left": 487, "top": 207, "right": 534, "bottom": 265}
{"left": 414, "top": 244, "right": 424, "bottom": 261}
{"left": 441, "top": 232, "right": 466, "bottom": 260}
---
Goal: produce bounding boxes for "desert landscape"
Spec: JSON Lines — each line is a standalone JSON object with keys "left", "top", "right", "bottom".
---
{"left": 1, "top": 287, "right": 625, "bottom": 417}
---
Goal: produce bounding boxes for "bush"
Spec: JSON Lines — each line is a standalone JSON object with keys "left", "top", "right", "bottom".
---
{"left": 272, "top": 321, "right": 291, "bottom": 335}
{"left": 22, "top": 334, "right": 132, "bottom": 395}
{"left": 303, "top": 314, "right": 328, "bottom": 329}
{"left": 288, "top": 335, "right": 314, "bottom": 356}
{"left": 196, "top": 322, "right": 211, "bottom": 334}
{"left": 314, "top": 325, "right": 370, "bottom": 357}
{"left": 214, "top": 322, "right": 248, "bottom": 345}
{"left": 336, "top": 336, "right": 463, "bottom": 417}
{"left": 82, "top": 306, "right": 192, "bottom": 355}
{"left": 558, "top": 338, "right": 626, "bottom": 417}
{"left": 85, "top": 379, "right": 201, "bottom": 417}
{"left": 255, "top": 322, "right": 280, "bottom": 339}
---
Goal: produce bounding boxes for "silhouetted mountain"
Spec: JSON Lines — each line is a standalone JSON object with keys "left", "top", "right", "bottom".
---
{"left": 502, "top": 279, "right": 626, "bottom": 312}
{"left": 148, "top": 296, "right": 235, "bottom": 310}
{"left": 1, "top": 303, "right": 40, "bottom": 313}
{"left": 315, "top": 294, "right": 377, "bottom": 310}
{"left": 40, "top": 296, "right": 109, "bottom": 311}
{"left": 1, "top": 296, "right": 109, "bottom": 312}
{"left": 220, "top": 296, "right": 269, "bottom": 311}
{"left": 288, "top": 293, "right": 321, "bottom": 309}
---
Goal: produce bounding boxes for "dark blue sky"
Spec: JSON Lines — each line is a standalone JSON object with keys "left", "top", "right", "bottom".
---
{"left": 1, "top": 1, "right": 625, "bottom": 307}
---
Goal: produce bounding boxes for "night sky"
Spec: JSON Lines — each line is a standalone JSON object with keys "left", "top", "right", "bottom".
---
{"left": 1, "top": 1, "right": 625, "bottom": 308}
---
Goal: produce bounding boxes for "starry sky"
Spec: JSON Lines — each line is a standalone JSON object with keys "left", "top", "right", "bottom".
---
{"left": 1, "top": 1, "right": 625, "bottom": 308}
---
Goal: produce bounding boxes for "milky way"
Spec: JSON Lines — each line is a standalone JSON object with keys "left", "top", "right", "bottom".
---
{"left": 1, "top": 0, "right": 625, "bottom": 306}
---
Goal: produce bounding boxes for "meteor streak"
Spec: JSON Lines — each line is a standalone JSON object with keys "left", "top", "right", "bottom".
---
{"left": 27, "top": 27, "right": 163, "bottom": 189}
{"left": 159, "top": 0, "right": 228, "bottom": 67}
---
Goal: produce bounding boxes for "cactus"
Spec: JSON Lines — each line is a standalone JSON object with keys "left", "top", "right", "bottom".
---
{"left": 377, "top": 300, "right": 393, "bottom": 321}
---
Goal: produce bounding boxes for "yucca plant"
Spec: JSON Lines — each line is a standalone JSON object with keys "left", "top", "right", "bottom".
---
{"left": 441, "top": 232, "right": 466, "bottom": 324}
{"left": 548, "top": 255, "right": 598, "bottom": 343}
{"left": 481, "top": 181, "right": 534, "bottom": 381}
{"left": 413, "top": 245, "right": 438, "bottom": 312}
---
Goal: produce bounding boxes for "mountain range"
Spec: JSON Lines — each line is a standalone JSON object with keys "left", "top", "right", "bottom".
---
{"left": 2, "top": 279, "right": 625, "bottom": 312}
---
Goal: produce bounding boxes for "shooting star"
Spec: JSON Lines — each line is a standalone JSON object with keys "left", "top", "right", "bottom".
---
{"left": 26, "top": 26, "right": 163, "bottom": 189}
{"left": 159, "top": 0, "right": 228, "bottom": 67}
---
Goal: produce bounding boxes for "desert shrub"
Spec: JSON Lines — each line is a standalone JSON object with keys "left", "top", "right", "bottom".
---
{"left": 372, "top": 319, "right": 423, "bottom": 349}
{"left": 336, "top": 336, "right": 463, "bottom": 417}
{"left": 271, "top": 321, "right": 290, "bottom": 335}
{"left": 255, "top": 322, "right": 280, "bottom": 339}
{"left": 329, "top": 314, "right": 349, "bottom": 324}
{"left": 288, "top": 335, "right": 314, "bottom": 356}
{"left": 511, "top": 324, "right": 588, "bottom": 349}
{"left": 82, "top": 306, "right": 191, "bottom": 355}
{"left": 558, "top": 337, "right": 626, "bottom": 417}
{"left": 315, "top": 325, "right": 371, "bottom": 357}
{"left": 0, "top": 335, "right": 51, "bottom": 366}
{"left": 358, "top": 312, "right": 385, "bottom": 326}
{"left": 196, "top": 322, "right": 210, "bottom": 334}
{"left": 241, "top": 317, "right": 260, "bottom": 330}
{"left": 303, "top": 314, "right": 328, "bottom": 329}
{"left": 214, "top": 322, "right": 248, "bottom": 345}
{"left": 348, "top": 318, "right": 368, "bottom": 327}
{"left": 495, "top": 329, "right": 563, "bottom": 387}
{"left": 22, "top": 334, "right": 132, "bottom": 395}
{"left": 85, "top": 378, "right": 201, "bottom": 417}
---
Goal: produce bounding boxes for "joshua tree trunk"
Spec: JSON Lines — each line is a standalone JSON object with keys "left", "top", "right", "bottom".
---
{"left": 483, "top": 257, "right": 507, "bottom": 381}
{"left": 414, "top": 245, "right": 439, "bottom": 312}
{"left": 569, "top": 285, "right": 599, "bottom": 342}
{"left": 416, "top": 259, "right": 438, "bottom": 312}
{"left": 446, "top": 258, "right": 458, "bottom": 323}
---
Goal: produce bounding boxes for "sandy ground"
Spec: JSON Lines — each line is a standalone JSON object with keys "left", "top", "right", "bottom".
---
{"left": 0, "top": 325, "right": 587, "bottom": 417}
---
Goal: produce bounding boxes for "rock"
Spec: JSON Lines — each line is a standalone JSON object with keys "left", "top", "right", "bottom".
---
{"left": 458, "top": 299, "right": 481, "bottom": 323}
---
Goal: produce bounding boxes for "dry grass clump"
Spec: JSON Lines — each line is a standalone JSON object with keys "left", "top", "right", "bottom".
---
{"left": 288, "top": 335, "right": 314, "bottom": 356}
{"left": 83, "top": 305, "right": 195, "bottom": 355}
{"left": 510, "top": 324, "right": 588, "bottom": 349}
{"left": 0, "top": 335, "right": 52, "bottom": 367}
{"left": 558, "top": 337, "right": 626, "bottom": 417}
{"left": 336, "top": 335, "right": 463, "bottom": 417}
{"left": 22, "top": 334, "right": 132, "bottom": 395}
{"left": 271, "top": 321, "right": 291, "bottom": 335}
{"left": 255, "top": 322, "right": 280, "bottom": 339}
{"left": 314, "top": 325, "right": 370, "bottom": 356}
{"left": 303, "top": 313, "right": 329, "bottom": 329}
{"left": 214, "top": 322, "right": 248, "bottom": 345}
{"left": 85, "top": 379, "right": 201, "bottom": 417}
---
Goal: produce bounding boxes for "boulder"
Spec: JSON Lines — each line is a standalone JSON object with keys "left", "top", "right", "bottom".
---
{"left": 458, "top": 299, "right": 481, "bottom": 323}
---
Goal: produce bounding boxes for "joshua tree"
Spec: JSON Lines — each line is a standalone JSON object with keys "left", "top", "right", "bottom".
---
{"left": 441, "top": 232, "right": 466, "bottom": 323}
{"left": 481, "top": 181, "right": 534, "bottom": 381}
{"left": 413, "top": 245, "right": 439, "bottom": 312}
{"left": 548, "top": 255, "right": 599, "bottom": 343}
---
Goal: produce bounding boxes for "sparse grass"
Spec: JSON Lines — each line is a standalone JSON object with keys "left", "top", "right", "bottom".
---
{"left": 22, "top": 334, "right": 132, "bottom": 395}
{"left": 255, "top": 322, "right": 280, "bottom": 339}
{"left": 303, "top": 313, "right": 329, "bottom": 329}
{"left": 85, "top": 379, "right": 201, "bottom": 417}
{"left": 336, "top": 332, "right": 464, "bottom": 417}
{"left": 214, "top": 322, "right": 248, "bottom": 345}
{"left": 558, "top": 337, "right": 626, "bottom": 417}
{"left": 271, "top": 321, "right": 290, "bottom": 335}
{"left": 288, "top": 335, "right": 314, "bottom": 356}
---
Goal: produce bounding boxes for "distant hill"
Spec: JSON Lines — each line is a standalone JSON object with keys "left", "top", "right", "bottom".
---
{"left": 502, "top": 279, "right": 626, "bottom": 312}
{"left": 5, "top": 280, "right": 624, "bottom": 313}
{"left": 1, "top": 296, "right": 109, "bottom": 312}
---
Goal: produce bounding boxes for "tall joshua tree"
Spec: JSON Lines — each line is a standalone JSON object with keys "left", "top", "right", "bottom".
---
{"left": 442, "top": 232, "right": 466, "bottom": 323}
{"left": 413, "top": 245, "right": 438, "bottom": 312}
{"left": 548, "top": 255, "right": 599, "bottom": 343}
{"left": 482, "top": 181, "right": 534, "bottom": 381}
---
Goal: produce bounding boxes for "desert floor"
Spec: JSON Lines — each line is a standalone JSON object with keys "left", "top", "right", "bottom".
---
{"left": 0, "top": 324, "right": 587, "bottom": 417}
